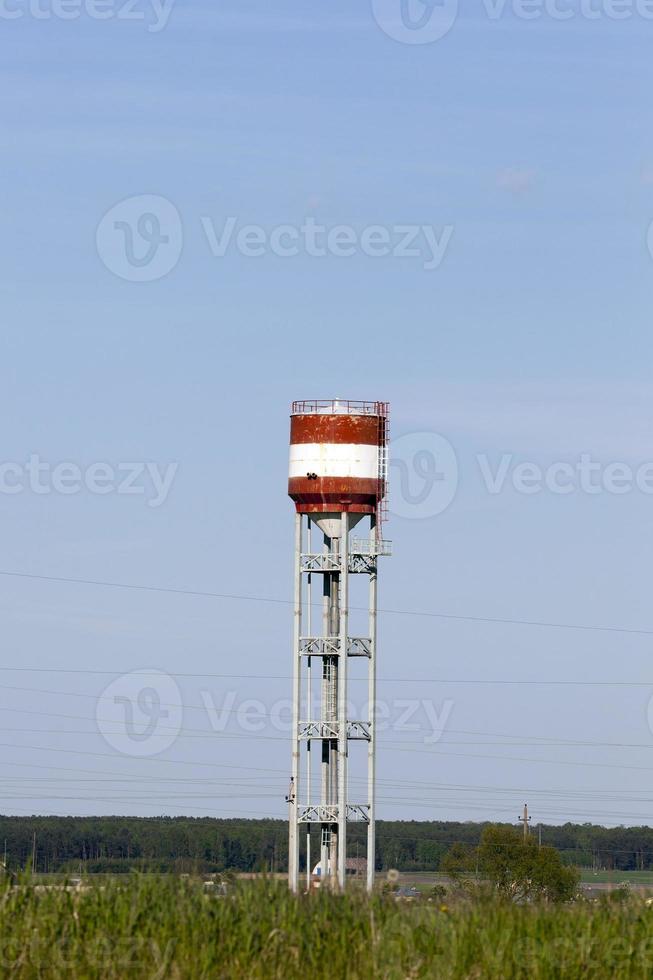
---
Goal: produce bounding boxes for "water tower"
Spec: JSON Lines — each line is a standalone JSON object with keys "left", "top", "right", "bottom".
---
{"left": 287, "top": 399, "right": 390, "bottom": 892}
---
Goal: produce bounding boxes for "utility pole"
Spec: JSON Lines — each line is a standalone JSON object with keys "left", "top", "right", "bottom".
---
{"left": 538, "top": 823, "right": 542, "bottom": 848}
{"left": 31, "top": 831, "right": 36, "bottom": 875}
{"left": 518, "top": 803, "right": 531, "bottom": 840}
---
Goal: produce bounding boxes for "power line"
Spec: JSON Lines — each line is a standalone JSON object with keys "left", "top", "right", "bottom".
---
{"left": 0, "top": 798, "right": 282, "bottom": 818}
{"left": 3, "top": 793, "right": 653, "bottom": 827}
{"left": 1, "top": 567, "right": 652, "bottom": 637}
{"left": 386, "top": 743, "right": 653, "bottom": 774}
{"left": 5, "top": 568, "right": 653, "bottom": 825}
{"left": 2, "top": 785, "right": 653, "bottom": 825}
{"left": 6, "top": 733, "right": 653, "bottom": 779}
{"left": 9, "top": 727, "right": 653, "bottom": 751}
{"left": 0, "top": 756, "right": 290, "bottom": 780}
{"left": 0, "top": 665, "right": 649, "bottom": 687}
{"left": 5, "top": 692, "right": 653, "bottom": 752}
{"left": 0, "top": 804, "right": 650, "bottom": 854}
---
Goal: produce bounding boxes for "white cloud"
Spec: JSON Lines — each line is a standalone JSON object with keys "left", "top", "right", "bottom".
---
{"left": 496, "top": 168, "right": 537, "bottom": 195}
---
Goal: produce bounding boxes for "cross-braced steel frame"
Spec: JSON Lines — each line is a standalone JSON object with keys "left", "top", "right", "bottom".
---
{"left": 288, "top": 512, "right": 389, "bottom": 893}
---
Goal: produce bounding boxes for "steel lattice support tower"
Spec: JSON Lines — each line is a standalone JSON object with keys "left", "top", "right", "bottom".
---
{"left": 287, "top": 400, "right": 390, "bottom": 893}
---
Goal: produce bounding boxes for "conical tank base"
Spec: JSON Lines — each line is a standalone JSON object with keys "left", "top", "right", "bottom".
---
{"left": 310, "top": 513, "right": 364, "bottom": 540}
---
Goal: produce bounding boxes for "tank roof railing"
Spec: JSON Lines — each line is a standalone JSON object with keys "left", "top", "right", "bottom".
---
{"left": 292, "top": 400, "right": 389, "bottom": 417}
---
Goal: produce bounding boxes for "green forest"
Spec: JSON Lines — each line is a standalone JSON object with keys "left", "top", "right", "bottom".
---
{"left": 1, "top": 816, "right": 652, "bottom": 875}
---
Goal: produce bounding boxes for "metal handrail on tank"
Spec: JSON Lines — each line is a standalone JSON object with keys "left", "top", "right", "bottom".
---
{"left": 351, "top": 537, "right": 392, "bottom": 557}
{"left": 292, "top": 400, "right": 389, "bottom": 417}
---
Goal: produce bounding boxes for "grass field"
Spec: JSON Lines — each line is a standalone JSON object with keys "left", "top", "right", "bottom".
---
{"left": 30, "top": 869, "right": 653, "bottom": 891}
{"left": 380, "top": 869, "right": 653, "bottom": 893}
{"left": 2, "top": 876, "right": 653, "bottom": 978}
{"left": 579, "top": 870, "right": 653, "bottom": 886}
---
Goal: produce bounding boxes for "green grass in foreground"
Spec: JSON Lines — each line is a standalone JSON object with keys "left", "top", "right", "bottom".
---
{"left": 2, "top": 876, "right": 653, "bottom": 979}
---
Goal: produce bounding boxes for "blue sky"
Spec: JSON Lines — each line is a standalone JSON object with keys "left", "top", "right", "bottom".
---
{"left": 2, "top": 0, "right": 653, "bottom": 829}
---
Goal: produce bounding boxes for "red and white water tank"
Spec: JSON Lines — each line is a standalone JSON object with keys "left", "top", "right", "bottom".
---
{"left": 288, "top": 399, "right": 388, "bottom": 537}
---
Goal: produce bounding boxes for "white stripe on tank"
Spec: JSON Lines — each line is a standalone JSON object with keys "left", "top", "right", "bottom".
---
{"left": 289, "top": 443, "right": 378, "bottom": 480}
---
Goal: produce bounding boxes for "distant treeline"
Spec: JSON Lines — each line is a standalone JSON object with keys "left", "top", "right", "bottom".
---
{"left": 0, "top": 816, "right": 651, "bottom": 874}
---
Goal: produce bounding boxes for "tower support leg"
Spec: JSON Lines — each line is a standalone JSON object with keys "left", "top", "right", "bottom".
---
{"left": 367, "top": 514, "right": 377, "bottom": 893}
{"left": 289, "top": 509, "right": 383, "bottom": 894}
{"left": 337, "top": 512, "right": 349, "bottom": 890}
{"left": 288, "top": 513, "right": 302, "bottom": 892}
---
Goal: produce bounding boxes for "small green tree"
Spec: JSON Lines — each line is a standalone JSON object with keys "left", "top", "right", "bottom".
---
{"left": 440, "top": 842, "right": 476, "bottom": 882}
{"left": 477, "top": 825, "right": 578, "bottom": 902}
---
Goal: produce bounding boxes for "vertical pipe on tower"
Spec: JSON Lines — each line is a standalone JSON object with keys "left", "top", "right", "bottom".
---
{"left": 337, "top": 512, "right": 349, "bottom": 889}
{"left": 289, "top": 512, "right": 302, "bottom": 893}
{"left": 321, "top": 536, "right": 330, "bottom": 883}
{"left": 367, "top": 513, "right": 378, "bottom": 893}
{"left": 328, "top": 535, "right": 339, "bottom": 886}
{"left": 306, "top": 518, "right": 312, "bottom": 890}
